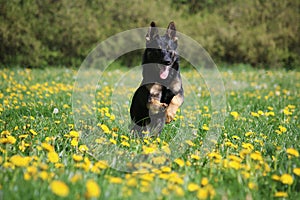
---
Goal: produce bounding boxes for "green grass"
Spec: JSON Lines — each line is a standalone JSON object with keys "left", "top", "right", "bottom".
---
{"left": 0, "top": 66, "right": 299, "bottom": 199}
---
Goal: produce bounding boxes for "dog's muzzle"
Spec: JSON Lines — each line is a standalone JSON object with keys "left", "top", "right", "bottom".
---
{"left": 160, "top": 50, "right": 177, "bottom": 80}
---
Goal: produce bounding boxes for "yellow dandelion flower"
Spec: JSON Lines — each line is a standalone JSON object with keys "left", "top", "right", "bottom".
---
{"left": 241, "top": 171, "right": 250, "bottom": 179}
{"left": 70, "top": 174, "right": 82, "bottom": 183}
{"left": 162, "top": 145, "right": 171, "bottom": 154}
{"left": 280, "top": 174, "right": 293, "bottom": 185}
{"left": 55, "top": 163, "right": 64, "bottom": 169}
{"left": 29, "top": 129, "right": 37, "bottom": 135}
{"left": 10, "top": 155, "right": 31, "bottom": 167}
{"left": 69, "top": 130, "right": 79, "bottom": 138}
{"left": 0, "top": 136, "right": 17, "bottom": 144}
{"left": 1, "top": 130, "right": 10, "bottom": 136}
{"left": 283, "top": 108, "right": 292, "bottom": 115}
{"left": 121, "top": 141, "right": 130, "bottom": 147}
{"left": 39, "top": 163, "right": 48, "bottom": 170}
{"left": 48, "top": 151, "right": 59, "bottom": 163}
{"left": 197, "top": 188, "right": 208, "bottom": 200}
{"left": 278, "top": 125, "right": 287, "bottom": 133}
{"left": 265, "top": 111, "right": 275, "bottom": 116}
{"left": 169, "top": 175, "right": 184, "bottom": 185}
{"left": 95, "top": 160, "right": 109, "bottom": 169}
{"left": 271, "top": 174, "right": 281, "bottom": 181}
{"left": 63, "top": 104, "right": 70, "bottom": 109}
{"left": 91, "top": 165, "right": 101, "bottom": 174}
{"left": 228, "top": 160, "right": 241, "bottom": 170}
{"left": 45, "top": 137, "right": 54, "bottom": 142}
{"left": 121, "top": 135, "right": 129, "bottom": 140}
{"left": 27, "top": 166, "right": 38, "bottom": 176}
{"left": 191, "top": 154, "right": 200, "bottom": 160}
{"left": 100, "top": 124, "right": 110, "bottom": 133}
{"left": 161, "top": 166, "right": 171, "bottom": 173}
{"left": 152, "top": 156, "right": 167, "bottom": 165}
{"left": 3, "top": 161, "right": 14, "bottom": 169}
{"left": 187, "top": 183, "right": 199, "bottom": 192}
{"left": 228, "top": 155, "right": 243, "bottom": 163}
{"left": 161, "top": 187, "right": 170, "bottom": 195}
{"left": 39, "top": 171, "right": 49, "bottom": 181}
{"left": 251, "top": 112, "right": 259, "bottom": 117}
{"left": 274, "top": 191, "right": 288, "bottom": 198}
{"left": 139, "top": 173, "right": 155, "bottom": 182}
{"left": 242, "top": 142, "right": 254, "bottom": 151}
{"left": 126, "top": 178, "right": 137, "bottom": 187}
{"left": 71, "top": 138, "right": 78, "bottom": 146}
{"left": 50, "top": 180, "right": 69, "bottom": 197}
{"left": 142, "top": 146, "right": 156, "bottom": 155}
{"left": 206, "top": 184, "right": 216, "bottom": 198}
{"left": 7, "top": 135, "right": 17, "bottom": 144}
{"left": 41, "top": 142, "right": 54, "bottom": 152}
{"left": 174, "top": 185, "right": 184, "bottom": 196}
{"left": 201, "top": 177, "right": 209, "bottom": 186}
{"left": 121, "top": 186, "right": 132, "bottom": 197}
{"left": 95, "top": 137, "right": 106, "bottom": 144}
{"left": 109, "top": 138, "right": 117, "bottom": 145}
{"left": 230, "top": 111, "right": 239, "bottom": 119}
{"left": 152, "top": 168, "right": 162, "bottom": 174}
{"left": 185, "top": 140, "right": 195, "bottom": 146}
{"left": 79, "top": 145, "right": 89, "bottom": 152}
{"left": 293, "top": 168, "right": 300, "bottom": 176}
{"left": 159, "top": 173, "right": 170, "bottom": 180}
{"left": 232, "top": 135, "right": 240, "bottom": 140}
{"left": 110, "top": 114, "right": 115, "bottom": 121}
{"left": 267, "top": 106, "right": 273, "bottom": 110}
{"left": 286, "top": 148, "right": 299, "bottom": 157}
{"left": 202, "top": 124, "right": 209, "bottom": 131}
{"left": 248, "top": 182, "right": 257, "bottom": 190}
{"left": 288, "top": 104, "right": 295, "bottom": 109}
{"left": 19, "top": 140, "right": 29, "bottom": 152}
{"left": 24, "top": 172, "right": 31, "bottom": 181}
{"left": 250, "top": 152, "right": 263, "bottom": 161}
{"left": 257, "top": 110, "right": 264, "bottom": 115}
{"left": 72, "top": 154, "right": 83, "bottom": 162}
{"left": 225, "top": 141, "right": 238, "bottom": 149}
{"left": 85, "top": 179, "right": 101, "bottom": 198}
{"left": 208, "top": 152, "right": 222, "bottom": 160}
{"left": 108, "top": 177, "right": 123, "bottom": 184}
{"left": 174, "top": 158, "right": 185, "bottom": 167}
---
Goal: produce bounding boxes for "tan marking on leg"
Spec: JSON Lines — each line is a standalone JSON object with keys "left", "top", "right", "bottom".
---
{"left": 165, "top": 94, "right": 183, "bottom": 123}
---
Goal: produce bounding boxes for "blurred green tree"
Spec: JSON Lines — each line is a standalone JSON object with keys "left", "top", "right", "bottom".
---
{"left": 0, "top": 0, "right": 299, "bottom": 68}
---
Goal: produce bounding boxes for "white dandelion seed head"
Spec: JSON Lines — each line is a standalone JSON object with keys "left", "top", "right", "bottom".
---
{"left": 53, "top": 108, "right": 59, "bottom": 114}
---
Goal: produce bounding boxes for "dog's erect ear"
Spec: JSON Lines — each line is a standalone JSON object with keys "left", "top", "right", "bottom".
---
{"left": 166, "top": 21, "right": 176, "bottom": 40}
{"left": 146, "top": 21, "right": 158, "bottom": 41}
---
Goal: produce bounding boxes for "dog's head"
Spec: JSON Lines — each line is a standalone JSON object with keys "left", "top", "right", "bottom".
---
{"left": 143, "top": 21, "right": 179, "bottom": 80}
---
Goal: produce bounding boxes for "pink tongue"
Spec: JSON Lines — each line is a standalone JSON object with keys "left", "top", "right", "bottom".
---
{"left": 160, "top": 66, "right": 170, "bottom": 79}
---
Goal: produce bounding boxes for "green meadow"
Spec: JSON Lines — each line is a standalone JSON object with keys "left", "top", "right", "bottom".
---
{"left": 0, "top": 66, "right": 299, "bottom": 199}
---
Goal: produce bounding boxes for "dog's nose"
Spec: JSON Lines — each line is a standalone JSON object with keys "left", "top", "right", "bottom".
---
{"left": 163, "top": 54, "right": 172, "bottom": 65}
{"left": 164, "top": 59, "right": 172, "bottom": 66}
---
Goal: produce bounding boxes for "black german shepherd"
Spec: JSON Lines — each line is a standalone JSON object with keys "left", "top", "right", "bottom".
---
{"left": 130, "top": 21, "right": 184, "bottom": 137}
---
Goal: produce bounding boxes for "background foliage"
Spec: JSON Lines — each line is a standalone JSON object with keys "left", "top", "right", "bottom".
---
{"left": 0, "top": 0, "right": 299, "bottom": 68}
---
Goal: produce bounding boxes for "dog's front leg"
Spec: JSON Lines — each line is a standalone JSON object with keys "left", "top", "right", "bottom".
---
{"left": 166, "top": 94, "right": 184, "bottom": 123}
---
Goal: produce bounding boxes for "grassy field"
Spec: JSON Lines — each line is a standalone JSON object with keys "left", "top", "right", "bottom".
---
{"left": 0, "top": 66, "right": 299, "bottom": 199}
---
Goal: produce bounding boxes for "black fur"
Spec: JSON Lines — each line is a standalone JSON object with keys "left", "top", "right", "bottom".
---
{"left": 130, "top": 21, "right": 184, "bottom": 137}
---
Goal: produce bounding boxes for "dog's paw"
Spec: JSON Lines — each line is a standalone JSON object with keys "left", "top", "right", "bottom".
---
{"left": 165, "top": 104, "right": 178, "bottom": 123}
{"left": 151, "top": 99, "right": 168, "bottom": 108}
{"left": 149, "top": 99, "right": 168, "bottom": 114}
